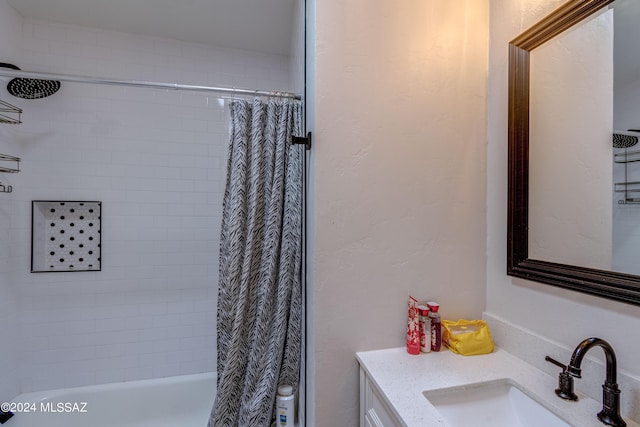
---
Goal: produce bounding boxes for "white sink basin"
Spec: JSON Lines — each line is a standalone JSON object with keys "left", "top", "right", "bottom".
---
{"left": 423, "top": 379, "right": 571, "bottom": 427}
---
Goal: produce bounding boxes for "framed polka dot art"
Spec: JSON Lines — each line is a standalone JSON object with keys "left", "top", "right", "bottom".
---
{"left": 31, "top": 201, "right": 102, "bottom": 272}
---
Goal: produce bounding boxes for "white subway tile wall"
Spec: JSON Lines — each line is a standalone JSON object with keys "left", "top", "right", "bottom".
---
{"left": 1, "top": 17, "right": 290, "bottom": 394}
{"left": 0, "top": 159, "right": 20, "bottom": 402}
{"left": 0, "top": 0, "right": 24, "bottom": 404}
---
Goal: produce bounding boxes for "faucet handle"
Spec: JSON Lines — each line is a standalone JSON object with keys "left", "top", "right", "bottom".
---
{"left": 545, "top": 356, "right": 578, "bottom": 401}
{"left": 545, "top": 356, "right": 568, "bottom": 371}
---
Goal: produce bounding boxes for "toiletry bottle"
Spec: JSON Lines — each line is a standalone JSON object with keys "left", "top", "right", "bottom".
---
{"left": 276, "top": 385, "right": 295, "bottom": 427}
{"left": 427, "top": 302, "right": 441, "bottom": 352}
{"left": 407, "top": 296, "right": 420, "bottom": 355}
{"left": 418, "top": 305, "right": 431, "bottom": 353}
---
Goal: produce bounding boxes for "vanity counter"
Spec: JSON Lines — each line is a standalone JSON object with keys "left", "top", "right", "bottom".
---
{"left": 356, "top": 346, "right": 639, "bottom": 427}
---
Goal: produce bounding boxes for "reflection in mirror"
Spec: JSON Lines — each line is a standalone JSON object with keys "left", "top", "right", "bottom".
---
{"left": 507, "top": 0, "right": 640, "bottom": 306}
{"left": 528, "top": 9, "right": 613, "bottom": 271}
{"left": 613, "top": 0, "right": 640, "bottom": 275}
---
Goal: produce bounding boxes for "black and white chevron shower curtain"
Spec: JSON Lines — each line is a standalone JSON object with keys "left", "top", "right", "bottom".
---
{"left": 209, "top": 98, "right": 303, "bottom": 427}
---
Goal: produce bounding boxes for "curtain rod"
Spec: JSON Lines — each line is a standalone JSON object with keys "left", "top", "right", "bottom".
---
{"left": 0, "top": 69, "right": 301, "bottom": 100}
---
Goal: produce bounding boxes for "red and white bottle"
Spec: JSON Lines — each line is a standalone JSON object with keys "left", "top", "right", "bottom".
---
{"left": 418, "top": 305, "right": 431, "bottom": 353}
{"left": 427, "top": 302, "right": 441, "bottom": 352}
{"left": 407, "top": 296, "right": 420, "bottom": 355}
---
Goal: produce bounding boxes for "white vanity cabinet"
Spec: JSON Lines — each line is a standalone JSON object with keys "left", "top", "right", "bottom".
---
{"left": 359, "top": 367, "right": 402, "bottom": 427}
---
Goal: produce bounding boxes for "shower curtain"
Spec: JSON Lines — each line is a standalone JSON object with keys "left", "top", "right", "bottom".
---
{"left": 209, "top": 98, "right": 303, "bottom": 427}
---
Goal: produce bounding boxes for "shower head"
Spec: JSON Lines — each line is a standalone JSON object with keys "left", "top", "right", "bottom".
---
{"left": 613, "top": 131, "right": 639, "bottom": 148}
{"left": 8, "top": 76, "right": 60, "bottom": 99}
{"left": 0, "top": 62, "right": 60, "bottom": 99}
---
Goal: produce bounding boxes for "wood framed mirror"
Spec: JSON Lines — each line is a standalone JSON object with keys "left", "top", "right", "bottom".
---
{"left": 507, "top": 0, "right": 640, "bottom": 305}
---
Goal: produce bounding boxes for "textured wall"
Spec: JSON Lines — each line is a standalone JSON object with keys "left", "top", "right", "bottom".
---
{"left": 487, "top": 0, "right": 640, "bottom": 382}
{"left": 311, "top": 1, "right": 489, "bottom": 425}
{"left": 1, "top": 16, "right": 289, "bottom": 394}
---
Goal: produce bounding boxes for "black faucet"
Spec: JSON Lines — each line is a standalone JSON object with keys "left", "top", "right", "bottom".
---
{"left": 546, "top": 337, "right": 626, "bottom": 427}
{"left": 545, "top": 355, "right": 578, "bottom": 401}
{"left": 0, "top": 409, "right": 14, "bottom": 424}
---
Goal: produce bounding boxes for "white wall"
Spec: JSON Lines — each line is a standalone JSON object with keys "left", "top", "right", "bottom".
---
{"left": 311, "top": 1, "right": 489, "bottom": 425}
{"left": 487, "top": 0, "right": 640, "bottom": 385}
{"left": 289, "top": 0, "right": 305, "bottom": 97}
{"left": 614, "top": 78, "right": 640, "bottom": 132}
{"left": 0, "top": 0, "right": 23, "bottom": 404}
{"left": 1, "top": 15, "right": 289, "bottom": 394}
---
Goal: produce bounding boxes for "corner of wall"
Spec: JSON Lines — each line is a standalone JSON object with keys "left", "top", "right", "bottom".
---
{"left": 304, "top": 0, "right": 316, "bottom": 424}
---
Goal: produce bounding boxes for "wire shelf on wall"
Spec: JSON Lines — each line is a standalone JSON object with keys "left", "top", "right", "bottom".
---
{"left": 614, "top": 148, "right": 640, "bottom": 164}
{"left": 0, "top": 153, "right": 20, "bottom": 173}
{"left": 0, "top": 98, "right": 22, "bottom": 124}
{"left": 615, "top": 180, "right": 640, "bottom": 204}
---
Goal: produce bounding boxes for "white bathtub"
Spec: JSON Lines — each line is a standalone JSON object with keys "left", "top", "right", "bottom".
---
{"left": 6, "top": 372, "right": 216, "bottom": 427}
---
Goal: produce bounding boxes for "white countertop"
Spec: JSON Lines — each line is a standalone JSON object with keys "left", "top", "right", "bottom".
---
{"left": 356, "top": 346, "right": 639, "bottom": 427}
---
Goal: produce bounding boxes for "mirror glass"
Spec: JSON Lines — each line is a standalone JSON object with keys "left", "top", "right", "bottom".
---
{"left": 528, "top": 8, "right": 614, "bottom": 271}
{"left": 612, "top": 0, "right": 640, "bottom": 276}
{"left": 527, "top": 0, "right": 640, "bottom": 276}
{"left": 508, "top": 0, "right": 640, "bottom": 306}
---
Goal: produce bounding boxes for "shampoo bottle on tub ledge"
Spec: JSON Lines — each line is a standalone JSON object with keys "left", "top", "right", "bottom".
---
{"left": 276, "top": 385, "right": 295, "bottom": 427}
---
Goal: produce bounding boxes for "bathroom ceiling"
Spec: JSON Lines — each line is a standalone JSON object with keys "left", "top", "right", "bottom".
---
{"left": 6, "top": 0, "right": 296, "bottom": 55}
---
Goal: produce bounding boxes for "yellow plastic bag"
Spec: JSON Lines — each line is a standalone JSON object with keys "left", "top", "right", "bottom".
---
{"left": 442, "top": 319, "right": 494, "bottom": 356}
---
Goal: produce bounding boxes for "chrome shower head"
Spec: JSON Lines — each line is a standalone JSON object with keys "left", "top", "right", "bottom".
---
{"left": 0, "top": 62, "right": 60, "bottom": 99}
